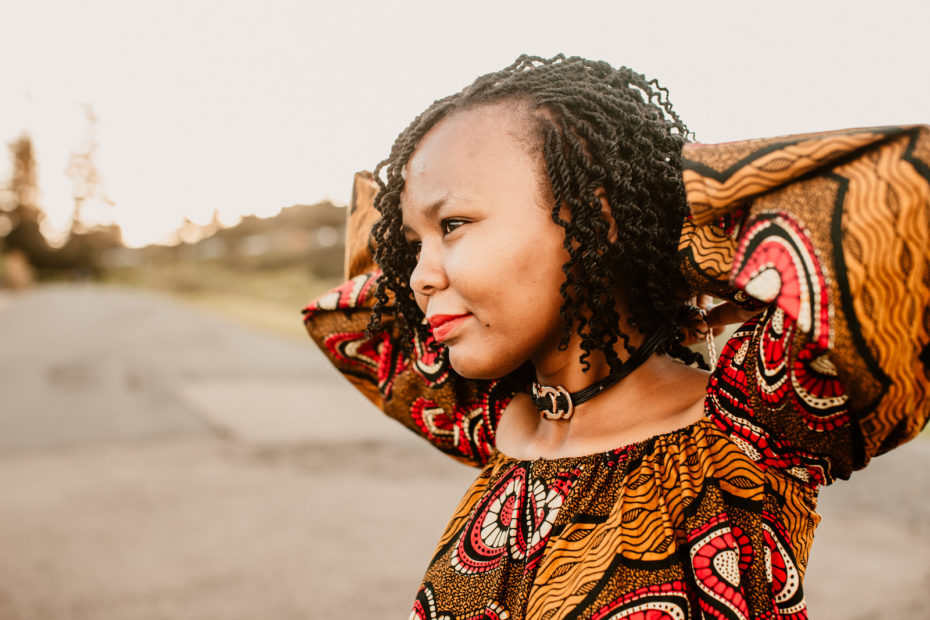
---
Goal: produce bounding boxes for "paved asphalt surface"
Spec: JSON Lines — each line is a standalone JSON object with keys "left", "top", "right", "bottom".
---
{"left": 0, "top": 284, "right": 927, "bottom": 619}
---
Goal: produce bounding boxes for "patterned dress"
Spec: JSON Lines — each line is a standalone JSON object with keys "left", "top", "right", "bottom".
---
{"left": 303, "top": 126, "right": 930, "bottom": 619}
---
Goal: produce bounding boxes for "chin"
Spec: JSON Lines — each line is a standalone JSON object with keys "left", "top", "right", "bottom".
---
{"left": 447, "top": 346, "right": 523, "bottom": 381}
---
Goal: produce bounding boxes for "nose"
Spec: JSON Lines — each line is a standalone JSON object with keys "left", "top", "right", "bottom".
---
{"left": 409, "top": 240, "right": 448, "bottom": 297}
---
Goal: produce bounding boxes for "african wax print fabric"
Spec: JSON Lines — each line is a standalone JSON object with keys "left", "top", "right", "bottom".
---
{"left": 303, "top": 125, "right": 930, "bottom": 619}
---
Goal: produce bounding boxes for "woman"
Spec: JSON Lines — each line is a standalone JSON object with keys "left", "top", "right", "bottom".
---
{"left": 304, "top": 55, "right": 930, "bottom": 619}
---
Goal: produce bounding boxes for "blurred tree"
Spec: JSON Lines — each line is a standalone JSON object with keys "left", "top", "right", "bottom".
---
{"left": 0, "top": 133, "right": 56, "bottom": 270}
{"left": 65, "top": 104, "right": 114, "bottom": 235}
{"left": 0, "top": 119, "right": 123, "bottom": 282}
{"left": 63, "top": 104, "right": 122, "bottom": 276}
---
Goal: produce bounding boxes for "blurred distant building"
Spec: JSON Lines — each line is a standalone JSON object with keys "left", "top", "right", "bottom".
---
{"left": 109, "top": 201, "right": 346, "bottom": 279}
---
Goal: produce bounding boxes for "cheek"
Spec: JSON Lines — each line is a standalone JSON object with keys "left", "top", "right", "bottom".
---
{"left": 451, "top": 234, "right": 566, "bottom": 323}
{"left": 446, "top": 241, "right": 524, "bottom": 306}
{"left": 511, "top": 231, "right": 570, "bottom": 299}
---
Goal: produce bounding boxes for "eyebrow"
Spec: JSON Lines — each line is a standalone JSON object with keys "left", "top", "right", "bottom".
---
{"left": 402, "top": 196, "right": 448, "bottom": 235}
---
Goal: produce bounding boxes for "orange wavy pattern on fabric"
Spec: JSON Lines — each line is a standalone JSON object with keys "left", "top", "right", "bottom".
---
{"left": 683, "top": 131, "right": 890, "bottom": 226}
{"left": 834, "top": 131, "right": 930, "bottom": 457}
{"left": 524, "top": 426, "right": 793, "bottom": 619}
{"left": 678, "top": 218, "right": 736, "bottom": 284}
{"left": 767, "top": 471, "right": 819, "bottom": 580}
{"left": 346, "top": 171, "right": 381, "bottom": 279}
{"left": 432, "top": 467, "right": 496, "bottom": 553}
{"left": 682, "top": 125, "right": 930, "bottom": 468}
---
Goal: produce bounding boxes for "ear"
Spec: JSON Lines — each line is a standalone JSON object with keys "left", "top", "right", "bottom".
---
{"left": 594, "top": 187, "right": 618, "bottom": 243}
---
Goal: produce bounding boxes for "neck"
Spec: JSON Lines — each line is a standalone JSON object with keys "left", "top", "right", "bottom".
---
{"left": 496, "top": 349, "right": 710, "bottom": 460}
{"left": 531, "top": 328, "right": 645, "bottom": 394}
{"left": 532, "top": 327, "right": 669, "bottom": 420}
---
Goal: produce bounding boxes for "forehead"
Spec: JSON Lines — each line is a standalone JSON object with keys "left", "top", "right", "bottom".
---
{"left": 401, "top": 103, "right": 544, "bottom": 214}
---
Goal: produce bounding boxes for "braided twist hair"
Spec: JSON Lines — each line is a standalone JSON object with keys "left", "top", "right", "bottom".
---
{"left": 369, "top": 54, "right": 707, "bottom": 374}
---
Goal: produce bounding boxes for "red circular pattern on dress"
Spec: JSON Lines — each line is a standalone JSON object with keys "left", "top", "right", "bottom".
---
{"left": 732, "top": 214, "right": 831, "bottom": 351}
{"left": 410, "top": 398, "right": 456, "bottom": 443}
{"left": 707, "top": 315, "right": 838, "bottom": 485}
{"left": 761, "top": 513, "right": 806, "bottom": 619}
{"left": 789, "top": 347, "right": 849, "bottom": 432}
{"left": 412, "top": 331, "right": 450, "bottom": 385}
{"left": 323, "top": 330, "right": 405, "bottom": 397}
{"left": 687, "top": 515, "right": 751, "bottom": 620}
{"left": 451, "top": 465, "right": 577, "bottom": 575}
{"left": 731, "top": 214, "right": 849, "bottom": 434}
{"left": 591, "top": 580, "right": 693, "bottom": 619}
{"left": 755, "top": 310, "right": 849, "bottom": 432}
{"left": 452, "top": 465, "right": 526, "bottom": 574}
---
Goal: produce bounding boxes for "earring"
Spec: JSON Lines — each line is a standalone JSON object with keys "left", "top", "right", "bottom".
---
{"left": 705, "top": 328, "right": 717, "bottom": 372}
{"left": 695, "top": 306, "right": 717, "bottom": 372}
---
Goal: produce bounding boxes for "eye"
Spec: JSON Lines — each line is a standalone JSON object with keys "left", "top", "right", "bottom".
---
{"left": 406, "top": 239, "right": 422, "bottom": 257}
{"left": 441, "top": 218, "right": 468, "bottom": 236}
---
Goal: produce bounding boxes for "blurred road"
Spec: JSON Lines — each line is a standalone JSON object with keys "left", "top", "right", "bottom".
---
{"left": 0, "top": 284, "right": 927, "bottom": 619}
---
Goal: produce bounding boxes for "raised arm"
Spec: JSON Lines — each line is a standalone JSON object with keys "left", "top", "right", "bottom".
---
{"left": 302, "top": 172, "right": 518, "bottom": 467}
{"left": 679, "top": 125, "right": 930, "bottom": 485}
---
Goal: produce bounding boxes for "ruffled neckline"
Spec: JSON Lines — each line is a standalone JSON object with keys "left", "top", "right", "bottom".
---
{"left": 489, "top": 415, "right": 713, "bottom": 467}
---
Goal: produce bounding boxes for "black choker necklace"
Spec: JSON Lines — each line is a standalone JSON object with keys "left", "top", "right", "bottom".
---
{"left": 531, "top": 327, "right": 670, "bottom": 420}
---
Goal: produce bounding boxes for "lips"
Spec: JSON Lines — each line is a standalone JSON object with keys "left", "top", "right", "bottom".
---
{"left": 428, "top": 313, "right": 473, "bottom": 342}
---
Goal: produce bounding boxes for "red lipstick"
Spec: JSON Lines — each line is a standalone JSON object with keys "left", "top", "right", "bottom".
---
{"left": 428, "top": 313, "right": 472, "bottom": 342}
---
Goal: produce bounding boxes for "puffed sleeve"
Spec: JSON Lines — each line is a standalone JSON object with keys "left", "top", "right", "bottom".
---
{"left": 302, "top": 172, "right": 518, "bottom": 467}
{"left": 680, "top": 125, "right": 930, "bottom": 485}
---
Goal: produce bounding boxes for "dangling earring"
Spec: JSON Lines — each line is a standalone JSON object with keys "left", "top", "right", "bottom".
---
{"left": 692, "top": 306, "right": 717, "bottom": 372}
{"left": 696, "top": 306, "right": 717, "bottom": 372}
{"left": 705, "top": 327, "right": 717, "bottom": 372}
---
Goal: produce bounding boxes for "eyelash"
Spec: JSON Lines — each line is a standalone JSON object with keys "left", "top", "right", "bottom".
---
{"left": 406, "top": 218, "right": 468, "bottom": 255}
{"left": 441, "top": 218, "right": 467, "bottom": 235}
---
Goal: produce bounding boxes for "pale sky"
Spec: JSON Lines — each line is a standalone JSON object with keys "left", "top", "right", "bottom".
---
{"left": 1, "top": 0, "right": 928, "bottom": 247}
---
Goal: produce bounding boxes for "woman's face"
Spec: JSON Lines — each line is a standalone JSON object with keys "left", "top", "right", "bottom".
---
{"left": 400, "top": 103, "right": 570, "bottom": 380}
